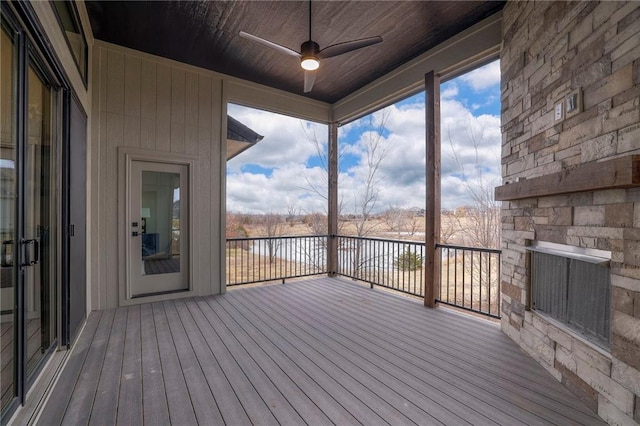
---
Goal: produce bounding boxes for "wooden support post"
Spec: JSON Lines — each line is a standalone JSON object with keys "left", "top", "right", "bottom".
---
{"left": 425, "top": 71, "right": 441, "bottom": 308}
{"left": 327, "top": 122, "right": 339, "bottom": 277}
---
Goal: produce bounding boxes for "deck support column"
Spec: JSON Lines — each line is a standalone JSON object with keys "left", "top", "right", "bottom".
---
{"left": 327, "top": 122, "right": 339, "bottom": 277}
{"left": 425, "top": 71, "right": 441, "bottom": 308}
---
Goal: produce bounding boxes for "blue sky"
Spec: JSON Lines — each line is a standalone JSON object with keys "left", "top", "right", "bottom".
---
{"left": 227, "top": 60, "right": 501, "bottom": 214}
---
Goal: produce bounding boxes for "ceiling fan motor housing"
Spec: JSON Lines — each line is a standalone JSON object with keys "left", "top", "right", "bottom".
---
{"left": 300, "top": 40, "right": 320, "bottom": 70}
{"left": 301, "top": 40, "right": 320, "bottom": 57}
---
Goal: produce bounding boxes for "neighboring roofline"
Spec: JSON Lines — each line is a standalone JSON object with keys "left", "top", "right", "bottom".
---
{"left": 226, "top": 115, "right": 264, "bottom": 160}
{"left": 228, "top": 115, "right": 263, "bottom": 144}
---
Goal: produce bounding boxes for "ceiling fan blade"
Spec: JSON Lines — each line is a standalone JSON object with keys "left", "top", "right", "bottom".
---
{"left": 304, "top": 70, "right": 317, "bottom": 93}
{"left": 239, "top": 31, "right": 301, "bottom": 58}
{"left": 317, "top": 36, "right": 383, "bottom": 59}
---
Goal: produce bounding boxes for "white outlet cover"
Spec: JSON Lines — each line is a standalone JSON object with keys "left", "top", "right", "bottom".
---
{"left": 554, "top": 103, "right": 563, "bottom": 121}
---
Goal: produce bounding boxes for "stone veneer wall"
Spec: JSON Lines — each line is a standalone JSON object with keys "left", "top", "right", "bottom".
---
{"left": 500, "top": 2, "right": 640, "bottom": 425}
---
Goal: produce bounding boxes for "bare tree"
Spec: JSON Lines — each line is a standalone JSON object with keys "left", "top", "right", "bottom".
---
{"left": 446, "top": 121, "right": 501, "bottom": 249}
{"left": 226, "top": 212, "right": 244, "bottom": 238}
{"left": 444, "top": 120, "right": 501, "bottom": 310}
{"left": 383, "top": 206, "right": 406, "bottom": 235}
{"left": 286, "top": 204, "right": 299, "bottom": 228}
{"left": 263, "top": 212, "right": 284, "bottom": 263}
{"left": 300, "top": 108, "right": 392, "bottom": 277}
{"left": 306, "top": 212, "right": 327, "bottom": 235}
{"left": 406, "top": 214, "right": 421, "bottom": 237}
{"left": 439, "top": 211, "right": 457, "bottom": 244}
{"left": 384, "top": 206, "right": 421, "bottom": 237}
{"left": 351, "top": 109, "right": 391, "bottom": 238}
{"left": 347, "top": 110, "right": 392, "bottom": 276}
{"left": 286, "top": 204, "right": 298, "bottom": 221}
{"left": 300, "top": 121, "right": 346, "bottom": 234}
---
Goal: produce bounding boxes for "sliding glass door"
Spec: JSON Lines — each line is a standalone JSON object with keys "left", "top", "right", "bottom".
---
{"left": 0, "top": 24, "right": 17, "bottom": 414}
{"left": 1, "top": 15, "right": 59, "bottom": 419}
{"left": 24, "top": 64, "right": 57, "bottom": 379}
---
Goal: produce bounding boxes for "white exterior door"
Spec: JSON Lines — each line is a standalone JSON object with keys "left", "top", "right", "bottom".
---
{"left": 129, "top": 160, "right": 189, "bottom": 296}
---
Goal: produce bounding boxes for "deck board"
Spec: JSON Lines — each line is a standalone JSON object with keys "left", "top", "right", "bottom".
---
{"left": 242, "top": 287, "right": 519, "bottom": 425}
{"left": 39, "top": 277, "right": 605, "bottom": 425}
{"left": 204, "top": 297, "right": 333, "bottom": 425}
{"left": 90, "top": 307, "right": 127, "bottom": 425}
{"left": 295, "top": 281, "right": 596, "bottom": 420}
{"left": 152, "top": 302, "right": 198, "bottom": 425}
{"left": 184, "top": 298, "right": 279, "bottom": 426}
{"left": 172, "top": 299, "right": 251, "bottom": 425}
{"left": 212, "top": 295, "right": 361, "bottom": 425}
{"left": 195, "top": 297, "right": 307, "bottom": 425}
{"left": 62, "top": 309, "right": 115, "bottom": 425}
{"left": 272, "top": 280, "right": 596, "bottom": 425}
{"left": 226, "top": 288, "right": 452, "bottom": 425}
{"left": 328, "top": 282, "right": 594, "bottom": 413}
{"left": 116, "top": 306, "right": 143, "bottom": 426}
{"left": 329, "top": 283, "right": 594, "bottom": 413}
{"left": 38, "top": 311, "right": 102, "bottom": 425}
{"left": 220, "top": 293, "right": 385, "bottom": 425}
{"left": 163, "top": 300, "right": 225, "bottom": 425}
{"left": 140, "top": 303, "right": 170, "bottom": 425}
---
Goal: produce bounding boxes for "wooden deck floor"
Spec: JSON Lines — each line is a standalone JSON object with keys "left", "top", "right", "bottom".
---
{"left": 39, "top": 277, "right": 604, "bottom": 425}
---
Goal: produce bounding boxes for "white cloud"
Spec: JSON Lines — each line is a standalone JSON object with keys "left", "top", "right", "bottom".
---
{"left": 227, "top": 164, "right": 327, "bottom": 214}
{"left": 227, "top": 103, "right": 326, "bottom": 172}
{"left": 459, "top": 60, "right": 500, "bottom": 92}
{"left": 226, "top": 82, "right": 501, "bottom": 214}
{"left": 441, "top": 83, "right": 459, "bottom": 99}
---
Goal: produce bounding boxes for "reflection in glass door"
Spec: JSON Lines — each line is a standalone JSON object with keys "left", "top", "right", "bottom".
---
{"left": 25, "top": 65, "right": 56, "bottom": 376}
{"left": 1, "top": 25, "right": 17, "bottom": 413}
{"left": 130, "top": 161, "right": 189, "bottom": 296}
{"left": 0, "top": 21, "right": 58, "bottom": 417}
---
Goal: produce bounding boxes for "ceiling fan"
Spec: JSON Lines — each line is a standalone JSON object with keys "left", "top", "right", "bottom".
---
{"left": 239, "top": 0, "right": 383, "bottom": 93}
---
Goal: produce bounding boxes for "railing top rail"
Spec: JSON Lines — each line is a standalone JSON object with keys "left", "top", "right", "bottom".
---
{"left": 335, "top": 234, "right": 426, "bottom": 245}
{"left": 436, "top": 243, "right": 502, "bottom": 254}
{"left": 227, "top": 235, "right": 329, "bottom": 242}
{"left": 226, "top": 235, "right": 502, "bottom": 254}
{"left": 335, "top": 235, "right": 502, "bottom": 254}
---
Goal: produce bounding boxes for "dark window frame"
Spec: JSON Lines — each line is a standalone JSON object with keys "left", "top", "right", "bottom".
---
{"left": 49, "top": 0, "right": 88, "bottom": 87}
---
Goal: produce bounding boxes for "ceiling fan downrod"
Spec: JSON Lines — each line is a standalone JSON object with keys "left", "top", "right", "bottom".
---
{"left": 301, "top": 0, "right": 320, "bottom": 71}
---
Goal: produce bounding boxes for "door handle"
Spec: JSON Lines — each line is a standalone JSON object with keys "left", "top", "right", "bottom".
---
{"left": 20, "top": 239, "right": 40, "bottom": 266}
{"left": 1, "top": 240, "right": 13, "bottom": 267}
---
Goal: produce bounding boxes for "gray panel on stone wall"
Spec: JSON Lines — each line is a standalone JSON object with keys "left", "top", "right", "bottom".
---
{"left": 567, "top": 259, "right": 610, "bottom": 346}
{"left": 531, "top": 252, "right": 568, "bottom": 321}
{"left": 532, "top": 252, "right": 610, "bottom": 349}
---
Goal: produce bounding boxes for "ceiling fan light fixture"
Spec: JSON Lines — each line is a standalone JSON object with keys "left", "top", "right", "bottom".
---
{"left": 301, "top": 56, "right": 319, "bottom": 71}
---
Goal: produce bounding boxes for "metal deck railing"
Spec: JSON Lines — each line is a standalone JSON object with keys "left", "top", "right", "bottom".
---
{"left": 226, "top": 235, "right": 501, "bottom": 318}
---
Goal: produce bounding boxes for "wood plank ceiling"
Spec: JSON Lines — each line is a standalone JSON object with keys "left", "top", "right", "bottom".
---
{"left": 86, "top": 1, "right": 505, "bottom": 104}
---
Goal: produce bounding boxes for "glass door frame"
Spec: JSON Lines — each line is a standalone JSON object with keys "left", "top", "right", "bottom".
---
{"left": 1, "top": 11, "right": 25, "bottom": 419}
{"left": 118, "top": 148, "right": 196, "bottom": 306}
{"left": 23, "top": 46, "right": 60, "bottom": 388}
{"left": 129, "top": 160, "right": 189, "bottom": 297}
{"left": 1, "top": 2, "right": 74, "bottom": 421}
